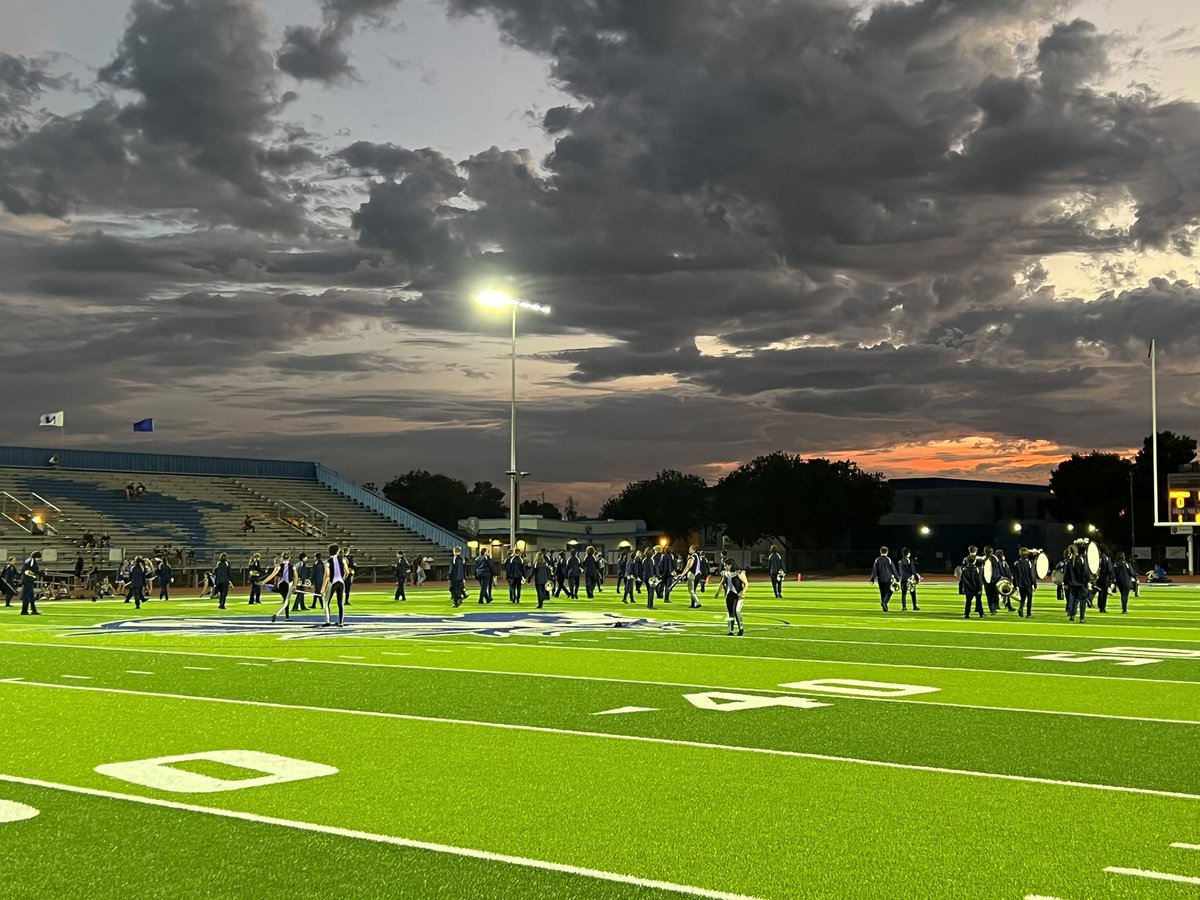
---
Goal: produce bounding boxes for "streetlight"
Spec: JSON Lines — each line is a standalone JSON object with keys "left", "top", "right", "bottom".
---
{"left": 919, "top": 525, "right": 931, "bottom": 536}
{"left": 476, "top": 289, "right": 552, "bottom": 554}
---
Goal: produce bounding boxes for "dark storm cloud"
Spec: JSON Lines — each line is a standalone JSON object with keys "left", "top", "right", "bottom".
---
{"left": 0, "top": 0, "right": 308, "bottom": 230}
{"left": 277, "top": 0, "right": 401, "bottom": 83}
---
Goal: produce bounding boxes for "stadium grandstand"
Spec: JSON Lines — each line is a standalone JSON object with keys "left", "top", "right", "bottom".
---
{"left": 0, "top": 446, "right": 458, "bottom": 585}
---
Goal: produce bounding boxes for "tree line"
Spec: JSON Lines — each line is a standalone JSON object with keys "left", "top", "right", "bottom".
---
{"left": 380, "top": 434, "right": 1197, "bottom": 550}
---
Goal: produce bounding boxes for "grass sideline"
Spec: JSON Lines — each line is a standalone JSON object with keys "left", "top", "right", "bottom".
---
{"left": 1, "top": 580, "right": 1198, "bottom": 898}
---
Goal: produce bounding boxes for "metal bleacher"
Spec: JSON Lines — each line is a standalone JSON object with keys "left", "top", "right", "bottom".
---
{"left": 0, "top": 446, "right": 460, "bottom": 578}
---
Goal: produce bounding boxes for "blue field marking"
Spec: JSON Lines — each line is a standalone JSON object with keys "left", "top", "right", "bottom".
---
{"left": 63, "top": 611, "right": 686, "bottom": 641}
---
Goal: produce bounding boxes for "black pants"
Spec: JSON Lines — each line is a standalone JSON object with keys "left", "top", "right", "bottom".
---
{"left": 478, "top": 576, "right": 493, "bottom": 604}
{"left": 1096, "top": 583, "right": 1110, "bottom": 612}
{"left": 130, "top": 585, "right": 145, "bottom": 610}
{"left": 249, "top": 583, "right": 261, "bottom": 605}
{"left": 1018, "top": 586, "right": 1033, "bottom": 616}
{"left": 661, "top": 577, "right": 675, "bottom": 601}
{"left": 1067, "top": 586, "right": 1087, "bottom": 620}
{"left": 623, "top": 577, "right": 635, "bottom": 603}
{"left": 964, "top": 591, "right": 983, "bottom": 617}
{"left": 159, "top": 583, "right": 170, "bottom": 601}
{"left": 216, "top": 583, "right": 230, "bottom": 609}
{"left": 327, "top": 581, "right": 345, "bottom": 624}
{"left": 536, "top": 582, "right": 549, "bottom": 607}
{"left": 553, "top": 575, "right": 566, "bottom": 597}
{"left": 344, "top": 579, "right": 353, "bottom": 605}
{"left": 568, "top": 576, "right": 579, "bottom": 598}
{"left": 900, "top": 579, "right": 918, "bottom": 609}
{"left": 508, "top": 580, "right": 522, "bottom": 603}
{"left": 311, "top": 582, "right": 324, "bottom": 608}
{"left": 394, "top": 581, "right": 406, "bottom": 601}
{"left": 292, "top": 588, "right": 307, "bottom": 611}
{"left": 876, "top": 580, "right": 893, "bottom": 610}
{"left": 585, "top": 574, "right": 598, "bottom": 598}
{"left": 1117, "top": 586, "right": 1131, "bottom": 612}
{"left": 984, "top": 584, "right": 999, "bottom": 614}
{"left": 20, "top": 586, "right": 37, "bottom": 615}
{"left": 450, "top": 579, "right": 465, "bottom": 606}
{"left": 771, "top": 574, "right": 783, "bottom": 598}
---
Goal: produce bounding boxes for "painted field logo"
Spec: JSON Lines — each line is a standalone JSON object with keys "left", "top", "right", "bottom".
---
{"left": 67, "top": 611, "right": 683, "bottom": 641}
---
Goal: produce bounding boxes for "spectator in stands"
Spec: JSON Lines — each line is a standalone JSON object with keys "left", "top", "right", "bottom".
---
{"left": 48, "top": 455, "right": 59, "bottom": 469}
{"left": 124, "top": 482, "right": 135, "bottom": 499}
{"left": 74, "top": 554, "right": 85, "bottom": 588}
{"left": 242, "top": 515, "right": 256, "bottom": 534}
{"left": 81, "top": 531, "right": 96, "bottom": 548}
{"left": 100, "top": 532, "right": 111, "bottom": 548}
{"left": 135, "top": 482, "right": 146, "bottom": 497}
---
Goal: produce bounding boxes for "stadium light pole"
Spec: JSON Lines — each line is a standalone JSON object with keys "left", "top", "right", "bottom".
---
{"left": 476, "top": 290, "right": 551, "bottom": 552}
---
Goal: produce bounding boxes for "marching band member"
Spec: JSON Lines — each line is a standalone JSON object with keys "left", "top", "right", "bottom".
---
{"left": 1013, "top": 548, "right": 1036, "bottom": 618}
{"left": 505, "top": 548, "right": 526, "bottom": 604}
{"left": 311, "top": 552, "right": 326, "bottom": 609}
{"left": 156, "top": 557, "right": 172, "bottom": 601}
{"left": 615, "top": 549, "right": 629, "bottom": 596}
{"left": 394, "top": 551, "right": 409, "bottom": 601}
{"left": 623, "top": 550, "right": 641, "bottom": 603}
{"left": 1113, "top": 551, "right": 1137, "bottom": 614}
{"left": 127, "top": 556, "right": 150, "bottom": 610}
{"left": 869, "top": 546, "right": 898, "bottom": 612}
{"left": 247, "top": 553, "right": 264, "bottom": 605}
{"left": 20, "top": 551, "right": 43, "bottom": 615}
{"left": 583, "top": 546, "right": 602, "bottom": 598}
{"left": 897, "top": 547, "right": 920, "bottom": 611}
{"left": 719, "top": 560, "right": 748, "bottom": 635}
{"left": 1094, "top": 545, "right": 1114, "bottom": 613}
{"left": 981, "top": 545, "right": 1000, "bottom": 615}
{"left": 1063, "top": 544, "right": 1089, "bottom": 622}
{"left": 767, "top": 545, "right": 785, "bottom": 598}
{"left": 475, "top": 546, "right": 497, "bottom": 604}
{"left": 343, "top": 548, "right": 357, "bottom": 606}
{"left": 532, "top": 551, "right": 552, "bottom": 608}
{"left": 996, "top": 550, "right": 1014, "bottom": 612}
{"left": 682, "top": 545, "right": 704, "bottom": 609}
{"left": 448, "top": 547, "right": 467, "bottom": 607}
{"left": 292, "top": 553, "right": 311, "bottom": 611}
{"left": 213, "top": 553, "right": 232, "bottom": 610}
{"left": 959, "top": 545, "right": 985, "bottom": 618}
{"left": 553, "top": 549, "right": 569, "bottom": 598}
{"left": 265, "top": 552, "right": 294, "bottom": 623}
{"left": 2, "top": 557, "right": 18, "bottom": 607}
{"left": 657, "top": 545, "right": 677, "bottom": 603}
{"left": 323, "top": 544, "right": 349, "bottom": 626}
{"left": 566, "top": 548, "right": 581, "bottom": 599}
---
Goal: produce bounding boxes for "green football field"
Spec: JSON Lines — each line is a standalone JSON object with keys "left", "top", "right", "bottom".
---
{"left": 2, "top": 579, "right": 1199, "bottom": 899}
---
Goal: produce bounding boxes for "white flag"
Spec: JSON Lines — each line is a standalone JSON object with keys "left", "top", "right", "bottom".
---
{"left": 39, "top": 411, "right": 64, "bottom": 427}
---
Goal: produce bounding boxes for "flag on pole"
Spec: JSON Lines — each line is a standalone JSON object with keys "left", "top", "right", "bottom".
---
{"left": 39, "top": 411, "right": 64, "bottom": 427}
{"left": 133, "top": 418, "right": 154, "bottom": 433}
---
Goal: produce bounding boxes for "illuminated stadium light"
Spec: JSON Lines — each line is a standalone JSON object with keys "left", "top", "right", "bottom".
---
{"left": 1013, "top": 523, "right": 1022, "bottom": 533}
{"left": 1066, "top": 524, "right": 1075, "bottom": 532}
{"left": 919, "top": 525, "right": 931, "bottom": 536}
{"left": 1087, "top": 524, "right": 1097, "bottom": 534}
{"left": 473, "top": 288, "right": 553, "bottom": 551}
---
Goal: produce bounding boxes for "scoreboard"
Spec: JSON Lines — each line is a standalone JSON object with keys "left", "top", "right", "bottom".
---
{"left": 1167, "top": 473, "right": 1200, "bottom": 523}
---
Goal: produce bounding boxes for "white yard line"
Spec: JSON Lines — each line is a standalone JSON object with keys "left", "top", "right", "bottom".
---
{"left": 60, "top": 674, "right": 90, "bottom": 680}
{"left": 1, "top": 678, "right": 1198, "bottom": 803}
{"left": 1103, "top": 867, "right": 1200, "bottom": 886}
{"left": 125, "top": 671, "right": 154, "bottom": 676}
{"left": 0, "top": 771, "right": 763, "bottom": 900}
{"left": 397, "top": 638, "right": 1200, "bottom": 687}
{"left": 182, "top": 666, "right": 211, "bottom": 671}
{"left": 3, "top": 641, "right": 1197, "bottom": 725}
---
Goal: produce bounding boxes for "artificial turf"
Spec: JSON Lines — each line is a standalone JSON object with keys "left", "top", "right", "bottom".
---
{"left": 1, "top": 580, "right": 1198, "bottom": 898}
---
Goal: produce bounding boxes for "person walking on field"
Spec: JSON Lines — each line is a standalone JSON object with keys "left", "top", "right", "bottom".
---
{"left": 870, "top": 546, "right": 898, "bottom": 612}
{"left": 719, "top": 560, "right": 748, "bottom": 635}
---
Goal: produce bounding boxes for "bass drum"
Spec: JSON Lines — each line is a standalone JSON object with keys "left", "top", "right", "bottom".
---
{"left": 1085, "top": 541, "right": 1101, "bottom": 578}
{"left": 982, "top": 558, "right": 994, "bottom": 585}
{"left": 1035, "top": 551, "right": 1050, "bottom": 580}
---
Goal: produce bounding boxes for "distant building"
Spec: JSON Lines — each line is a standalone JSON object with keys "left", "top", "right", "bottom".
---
{"left": 458, "top": 515, "right": 652, "bottom": 561}
{"left": 878, "top": 477, "right": 1067, "bottom": 573}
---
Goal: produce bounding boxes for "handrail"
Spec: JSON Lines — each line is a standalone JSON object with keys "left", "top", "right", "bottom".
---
{"left": 314, "top": 464, "right": 459, "bottom": 550}
{"left": 2, "top": 491, "right": 33, "bottom": 513}
{"left": 30, "top": 492, "right": 62, "bottom": 513}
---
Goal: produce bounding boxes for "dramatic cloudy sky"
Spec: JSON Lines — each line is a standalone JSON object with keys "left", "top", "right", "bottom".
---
{"left": 4, "top": 0, "right": 1200, "bottom": 511}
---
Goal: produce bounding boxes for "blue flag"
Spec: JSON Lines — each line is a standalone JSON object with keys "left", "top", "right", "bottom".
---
{"left": 133, "top": 418, "right": 154, "bottom": 433}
